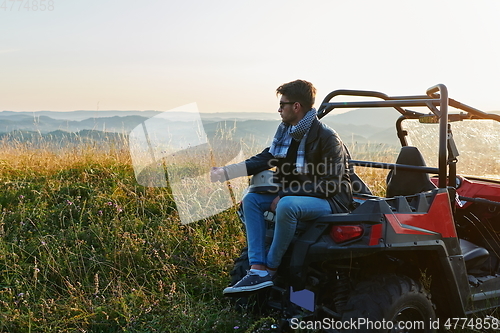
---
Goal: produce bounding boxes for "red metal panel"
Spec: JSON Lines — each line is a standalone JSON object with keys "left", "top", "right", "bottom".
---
{"left": 385, "top": 192, "right": 457, "bottom": 238}
{"left": 432, "top": 176, "right": 500, "bottom": 209}
{"left": 369, "top": 224, "right": 383, "bottom": 246}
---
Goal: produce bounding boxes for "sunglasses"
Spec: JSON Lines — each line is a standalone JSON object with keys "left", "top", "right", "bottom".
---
{"left": 279, "top": 101, "right": 296, "bottom": 109}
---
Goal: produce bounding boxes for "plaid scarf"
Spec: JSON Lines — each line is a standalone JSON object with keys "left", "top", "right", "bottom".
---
{"left": 269, "top": 108, "right": 317, "bottom": 174}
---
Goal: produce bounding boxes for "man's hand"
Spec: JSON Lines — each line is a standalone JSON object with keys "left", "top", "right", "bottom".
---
{"left": 270, "top": 196, "right": 280, "bottom": 213}
{"left": 210, "top": 167, "right": 225, "bottom": 182}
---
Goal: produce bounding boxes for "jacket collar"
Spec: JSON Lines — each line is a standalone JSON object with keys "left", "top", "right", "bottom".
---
{"left": 305, "top": 117, "right": 321, "bottom": 144}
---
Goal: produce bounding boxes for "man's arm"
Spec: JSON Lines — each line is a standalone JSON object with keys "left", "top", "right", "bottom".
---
{"left": 211, "top": 147, "right": 277, "bottom": 182}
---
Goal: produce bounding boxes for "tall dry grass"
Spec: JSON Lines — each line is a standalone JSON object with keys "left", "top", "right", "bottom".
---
{"left": 0, "top": 135, "right": 253, "bottom": 332}
{"left": 1, "top": 131, "right": 455, "bottom": 332}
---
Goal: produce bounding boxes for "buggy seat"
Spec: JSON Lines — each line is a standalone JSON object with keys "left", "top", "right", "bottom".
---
{"left": 386, "top": 146, "right": 437, "bottom": 198}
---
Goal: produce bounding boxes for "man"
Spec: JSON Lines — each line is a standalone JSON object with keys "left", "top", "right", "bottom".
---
{"left": 211, "top": 79, "right": 352, "bottom": 295}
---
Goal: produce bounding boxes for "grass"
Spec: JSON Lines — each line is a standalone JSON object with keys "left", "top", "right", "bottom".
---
{"left": 0, "top": 133, "right": 497, "bottom": 332}
{"left": 0, "top": 138, "right": 255, "bottom": 332}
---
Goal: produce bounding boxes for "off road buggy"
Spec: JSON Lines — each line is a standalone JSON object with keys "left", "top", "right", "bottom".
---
{"left": 228, "top": 84, "right": 500, "bottom": 332}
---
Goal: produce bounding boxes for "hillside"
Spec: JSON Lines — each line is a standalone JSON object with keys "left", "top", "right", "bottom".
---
{"left": 0, "top": 130, "right": 126, "bottom": 150}
{"left": 1, "top": 108, "right": 499, "bottom": 149}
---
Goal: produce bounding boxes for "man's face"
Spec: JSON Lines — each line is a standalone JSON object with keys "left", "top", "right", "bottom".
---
{"left": 278, "top": 96, "right": 300, "bottom": 125}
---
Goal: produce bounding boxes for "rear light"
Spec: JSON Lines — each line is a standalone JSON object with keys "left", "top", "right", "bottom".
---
{"left": 330, "top": 225, "right": 364, "bottom": 243}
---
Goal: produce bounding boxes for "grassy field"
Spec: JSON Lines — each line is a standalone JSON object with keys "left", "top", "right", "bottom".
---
{"left": 0, "top": 138, "right": 263, "bottom": 332}
{"left": 3, "top": 134, "right": 483, "bottom": 332}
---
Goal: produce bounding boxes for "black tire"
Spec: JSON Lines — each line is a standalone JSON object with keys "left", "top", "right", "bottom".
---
{"left": 340, "top": 274, "right": 436, "bottom": 333}
{"left": 228, "top": 247, "right": 269, "bottom": 314}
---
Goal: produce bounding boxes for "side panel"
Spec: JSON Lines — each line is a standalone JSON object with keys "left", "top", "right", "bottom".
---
{"left": 385, "top": 192, "right": 456, "bottom": 238}
{"left": 384, "top": 189, "right": 469, "bottom": 315}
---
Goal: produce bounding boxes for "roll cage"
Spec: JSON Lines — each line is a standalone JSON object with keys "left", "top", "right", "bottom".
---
{"left": 317, "top": 84, "right": 500, "bottom": 190}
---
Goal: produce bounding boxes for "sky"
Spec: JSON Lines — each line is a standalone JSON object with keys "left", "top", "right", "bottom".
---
{"left": 1, "top": 0, "right": 500, "bottom": 114}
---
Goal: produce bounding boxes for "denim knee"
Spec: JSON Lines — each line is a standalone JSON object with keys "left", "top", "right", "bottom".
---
{"left": 275, "top": 196, "right": 299, "bottom": 222}
{"left": 275, "top": 196, "right": 298, "bottom": 212}
{"left": 242, "top": 192, "right": 260, "bottom": 207}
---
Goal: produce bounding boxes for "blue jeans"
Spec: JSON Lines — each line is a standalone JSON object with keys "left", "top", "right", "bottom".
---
{"left": 241, "top": 193, "right": 332, "bottom": 269}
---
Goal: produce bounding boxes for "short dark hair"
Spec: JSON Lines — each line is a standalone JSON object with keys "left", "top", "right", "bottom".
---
{"left": 276, "top": 79, "right": 316, "bottom": 110}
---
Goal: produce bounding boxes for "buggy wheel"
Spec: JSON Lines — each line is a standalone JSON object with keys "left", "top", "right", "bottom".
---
{"left": 341, "top": 274, "right": 436, "bottom": 332}
{"left": 228, "top": 247, "right": 269, "bottom": 314}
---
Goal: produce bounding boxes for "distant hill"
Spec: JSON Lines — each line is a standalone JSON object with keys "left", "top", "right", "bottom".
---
{"left": 0, "top": 130, "right": 126, "bottom": 149}
{"left": 0, "top": 114, "right": 151, "bottom": 134}
{"left": 0, "top": 111, "right": 280, "bottom": 122}
{"left": 1, "top": 108, "right": 498, "bottom": 149}
{"left": 325, "top": 107, "right": 399, "bottom": 128}
{"left": 0, "top": 110, "right": 162, "bottom": 121}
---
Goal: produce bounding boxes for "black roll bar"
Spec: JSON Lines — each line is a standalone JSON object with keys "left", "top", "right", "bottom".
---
{"left": 319, "top": 84, "right": 500, "bottom": 189}
{"left": 317, "top": 89, "right": 427, "bottom": 120}
{"left": 350, "top": 160, "right": 439, "bottom": 174}
{"left": 427, "top": 84, "right": 448, "bottom": 188}
{"left": 318, "top": 84, "right": 449, "bottom": 189}
{"left": 427, "top": 93, "right": 500, "bottom": 122}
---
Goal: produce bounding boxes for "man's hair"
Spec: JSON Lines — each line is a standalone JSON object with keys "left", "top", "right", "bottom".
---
{"left": 276, "top": 79, "right": 316, "bottom": 110}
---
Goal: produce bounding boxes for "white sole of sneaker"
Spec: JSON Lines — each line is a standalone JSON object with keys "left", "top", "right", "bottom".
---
{"left": 222, "top": 281, "right": 274, "bottom": 294}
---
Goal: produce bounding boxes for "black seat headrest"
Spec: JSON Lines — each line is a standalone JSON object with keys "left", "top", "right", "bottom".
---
{"left": 386, "top": 146, "right": 437, "bottom": 197}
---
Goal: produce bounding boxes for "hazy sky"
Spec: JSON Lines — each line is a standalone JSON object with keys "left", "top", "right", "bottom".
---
{"left": 1, "top": 0, "right": 500, "bottom": 113}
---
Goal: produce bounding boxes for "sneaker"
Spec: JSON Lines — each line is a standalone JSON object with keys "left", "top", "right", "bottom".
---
{"left": 223, "top": 270, "right": 273, "bottom": 295}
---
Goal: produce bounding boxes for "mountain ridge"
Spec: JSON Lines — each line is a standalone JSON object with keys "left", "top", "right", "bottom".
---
{"left": 2, "top": 108, "right": 499, "bottom": 148}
